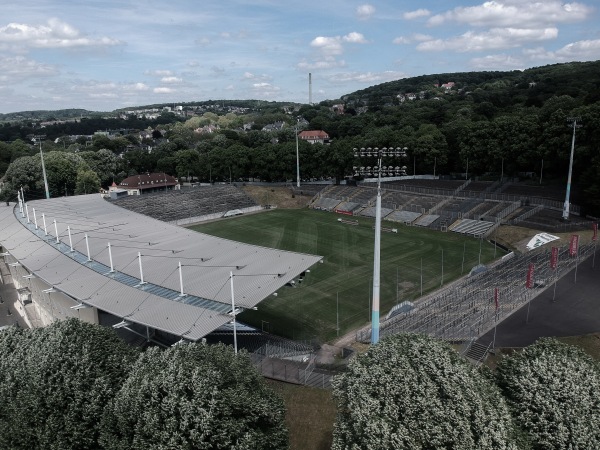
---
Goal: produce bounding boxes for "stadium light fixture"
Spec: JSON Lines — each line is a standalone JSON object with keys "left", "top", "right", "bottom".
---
{"left": 353, "top": 146, "right": 408, "bottom": 344}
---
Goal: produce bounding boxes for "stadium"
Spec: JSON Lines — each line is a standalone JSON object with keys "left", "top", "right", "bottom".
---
{"left": 1, "top": 177, "right": 597, "bottom": 385}
{"left": 0, "top": 191, "right": 320, "bottom": 347}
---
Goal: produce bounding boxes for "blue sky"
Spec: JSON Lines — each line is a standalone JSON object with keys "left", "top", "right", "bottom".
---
{"left": 1, "top": 0, "right": 599, "bottom": 113}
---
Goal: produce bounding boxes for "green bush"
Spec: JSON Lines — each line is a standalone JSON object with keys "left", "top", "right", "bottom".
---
{"left": 496, "top": 338, "right": 600, "bottom": 449}
{"left": 332, "top": 334, "right": 518, "bottom": 449}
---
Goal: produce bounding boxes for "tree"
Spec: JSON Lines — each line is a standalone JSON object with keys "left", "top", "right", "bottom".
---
{"left": 43, "top": 151, "right": 86, "bottom": 197}
{"left": 0, "top": 319, "right": 137, "bottom": 450}
{"left": 79, "top": 148, "right": 120, "bottom": 186}
{"left": 495, "top": 338, "right": 600, "bottom": 449}
{"left": 75, "top": 169, "right": 101, "bottom": 194}
{"left": 332, "top": 334, "right": 519, "bottom": 450}
{"left": 100, "top": 343, "right": 288, "bottom": 450}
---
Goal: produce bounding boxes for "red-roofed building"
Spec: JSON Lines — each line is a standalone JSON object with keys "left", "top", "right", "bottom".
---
{"left": 117, "top": 173, "right": 179, "bottom": 195}
{"left": 298, "top": 130, "right": 330, "bottom": 145}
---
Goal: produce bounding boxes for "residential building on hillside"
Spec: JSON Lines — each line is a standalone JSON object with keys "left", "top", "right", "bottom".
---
{"left": 117, "top": 173, "right": 179, "bottom": 195}
{"left": 298, "top": 130, "right": 330, "bottom": 144}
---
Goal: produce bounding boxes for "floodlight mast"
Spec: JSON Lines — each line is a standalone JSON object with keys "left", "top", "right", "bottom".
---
{"left": 295, "top": 121, "right": 300, "bottom": 188}
{"left": 353, "top": 146, "right": 407, "bottom": 344}
{"left": 563, "top": 118, "right": 581, "bottom": 220}
{"left": 33, "top": 135, "right": 50, "bottom": 199}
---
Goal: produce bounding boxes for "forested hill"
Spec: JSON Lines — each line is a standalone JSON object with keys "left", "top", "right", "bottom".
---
{"left": 2, "top": 60, "right": 600, "bottom": 214}
{"left": 0, "top": 109, "right": 99, "bottom": 123}
{"left": 341, "top": 61, "right": 600, "bottom": 109}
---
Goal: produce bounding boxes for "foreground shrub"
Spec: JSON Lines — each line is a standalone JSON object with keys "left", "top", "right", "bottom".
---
{"left": 100, "top": 343, "right": 288, "bottom": 449}
{"left": 0, "top": 319, "right": 137, "bottom": 449}
{"left": 332, "top": 333, "right": 518, "bottom": 449}
{"left": 496, "top": 338, "right": 600, "bottom": 449}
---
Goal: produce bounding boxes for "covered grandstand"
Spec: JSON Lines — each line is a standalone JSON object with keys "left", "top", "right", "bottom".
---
{"left": 0, "top": 195, "right": 321, "bottom": 344}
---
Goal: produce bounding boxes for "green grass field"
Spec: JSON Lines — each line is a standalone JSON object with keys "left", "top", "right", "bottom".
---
{"left": 191, "top": 209, "right": 506, "bottom": 343}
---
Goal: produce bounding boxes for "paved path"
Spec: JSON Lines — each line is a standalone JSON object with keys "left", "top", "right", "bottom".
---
{"left": 479, "top": 250, "right": 600, "bottom": 348}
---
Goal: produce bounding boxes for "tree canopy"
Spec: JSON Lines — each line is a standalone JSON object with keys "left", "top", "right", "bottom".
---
{"left": 0, "top": 319, "right": 138, "bottom": 450}
{"left": 332, "top": 334, "right": 519, "bottom": 450}
{"left": 495, "top": 338, "right": 600, "bottom": 450}
{"left": 100, "top": 343, "right": 288, "bottom": 450}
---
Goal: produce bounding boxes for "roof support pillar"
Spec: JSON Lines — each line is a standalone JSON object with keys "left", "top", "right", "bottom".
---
{"left": 33, "top": 208, "right": 38, "bottom": 229}
{"left": 67, "top": 226, "right": 74, "bottom": 252}
{"left": 108, "top": 243, "right": 115, "bottom": 272}
{"left": 42, "top": 213, "right": 47, "bottom": 236}
{"left": 85, "top": 234, "right": 91, "bottom": 262}
{"left": 138, "top": 252, "right": 146, "bottom": 285}
{"left": 53, "top": 220, "right": 59, "bottom": 244}
{"left": 178, "top": 261, "right": 185, "bottom": 296}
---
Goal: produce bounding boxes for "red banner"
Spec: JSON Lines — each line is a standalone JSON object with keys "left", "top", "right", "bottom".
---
{"left": 494, "top": 287, "right": 499, "bottom": 311}
{"left": 569, "top": 234, "right": 579, "bottom": 257}
{"left": 593, "top": 223, "right": 598, "bottom": 242}
{"left": 526, "top": 263, "right": 534, "bottom": 288}
{"left": 550, "top": 247, "right": 559, "bottom": 269}
{"left": 335, "top": 209, "right": 353, "bottom": 216}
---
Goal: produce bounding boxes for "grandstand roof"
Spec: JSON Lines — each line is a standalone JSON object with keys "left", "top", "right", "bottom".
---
{"left": 0, "top": 196, "right": 322, "bottom": 341}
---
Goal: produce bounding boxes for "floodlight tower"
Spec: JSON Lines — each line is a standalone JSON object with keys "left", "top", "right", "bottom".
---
{"left": 563, "top": 118, "right": 581, "bottom": 220}
{"left": 33, "top": 135, "right": 50, "bottom": 199}
{"left": 353, "top": 146, "right": 408, "bottom": 344}
{"left": 295, "top": 120, "right": 300, "bottom": 188}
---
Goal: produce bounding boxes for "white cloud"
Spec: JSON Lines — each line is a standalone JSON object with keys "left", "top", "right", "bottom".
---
{"left": 554, "top": 39, "right": 600, "bottom": 60}
{"left": 393, "top": 37, "right": 411, "bottom": 45}
{"left": 524, "top": 39, "right": 600, "bottom": 61}
{"left": 393, "top": 33, "right": 433, "bottom": 44}
{"left": 124, "top": 82, "right": 150, "bottom": 91}
{"left": 428, "top": 1, "right": 593, "bottom": 28}
{"left": 329, "top": 70, "right": 405, "bottom": 84}
{"left": 251, "top": 82, "right": 280, "bottom": 98}
{"left": 0, "top": 18, "right": 120, "bottom": 51}
{"left": 242, "top": 72, "right": 271, "bottom": 82}
{"left": 343, "top": 32, "right": 368, "bottom": 44}
{"left": 310, "top": 32, "right": 367, "bottom": 55}
{"left": 470, "top": 53, "right": 525, "bottom": 69}
{"left": 195, "top": 37, "right": 211, "bottom": 46}
{"left": 153, "top": 87, "right": 175, "bottom": 94}
{"left": 417, "top": 27, "right": 558, "bottom": 52}
{"left": 297, "top": 57, "right": 346, "bottom": 70}
{"left": 146, "top": 69, "right": 173, "bottom": 77}
{"left": 160, "top": 76, "right": 182, "bottom": 84}
{"left": 403, "top": 9, "right": 431, "bottom": 20}
{"left": 357, "top": 4, "right": 375, "bottom": 20}
{"left": 0, "top": 56, "right": 58, "bottom": 82}
{"left": 311, "top": 36, "right": 344, "bottom": 55}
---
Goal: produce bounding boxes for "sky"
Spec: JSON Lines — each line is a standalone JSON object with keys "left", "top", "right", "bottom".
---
{"left": 1, "top": 0, "right": 599, "bottom": 114}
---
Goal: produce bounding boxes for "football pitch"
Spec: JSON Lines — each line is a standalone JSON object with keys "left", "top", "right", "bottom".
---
{"left": 191, "top": 209, "right": 506, "bottom": 343}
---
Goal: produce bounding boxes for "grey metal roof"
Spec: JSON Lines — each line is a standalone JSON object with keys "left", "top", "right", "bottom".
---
{"left": 0, "top": 196, "right": 322, "bottom": 340}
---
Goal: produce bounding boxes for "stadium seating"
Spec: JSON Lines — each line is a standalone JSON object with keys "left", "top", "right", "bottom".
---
{"left": 108, "top": 185, "right": 258, "bottom": 222}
